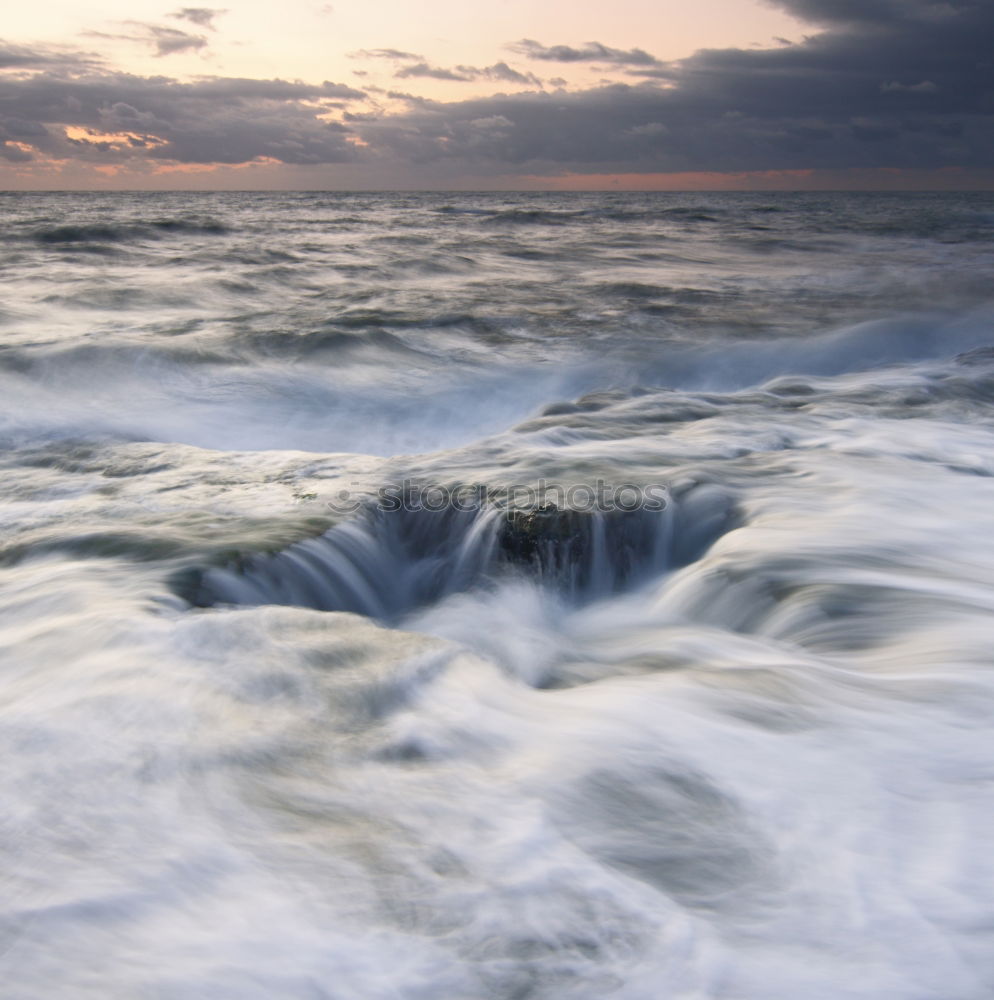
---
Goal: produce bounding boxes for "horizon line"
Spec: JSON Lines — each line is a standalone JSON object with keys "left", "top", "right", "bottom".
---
{"left": 3, "top": 187, "right": 994, "bottom": 194}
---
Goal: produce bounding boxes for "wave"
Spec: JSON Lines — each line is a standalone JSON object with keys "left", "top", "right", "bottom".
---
{"left": 30, "top": 217, "right": 229, "bottom": 246}
{"left": 2, "top": 309, "right": 992, "bottom": 455}
{"left": 481, "top": 208, "right": 595, "bottom": 225}
{"left": 476, "top": 206, "right": 724, "bottom": 226}
{"left": 630, "top": 309, "right": 994, "bottom": 394}
{"left": 179, "top": 483, "right": 737, "bottom": 622}
{"left": 433, "top": 205, "right": 493, "bottom": 216}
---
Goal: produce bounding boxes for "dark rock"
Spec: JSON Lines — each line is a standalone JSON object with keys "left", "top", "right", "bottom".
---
{"left": 498, "top": 503, "right": 584, "bottom": 568}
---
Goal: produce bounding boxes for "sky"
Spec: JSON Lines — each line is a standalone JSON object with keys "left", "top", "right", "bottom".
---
{"left": 1, "top": 0, "right": 992, "bottom": 189}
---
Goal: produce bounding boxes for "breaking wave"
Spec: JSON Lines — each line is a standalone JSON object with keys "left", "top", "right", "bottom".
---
{"left": 29, "top": 217, "right": 229, "bottom": 246}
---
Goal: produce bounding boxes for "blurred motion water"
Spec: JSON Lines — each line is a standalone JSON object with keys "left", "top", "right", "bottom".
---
{"left": 2, "top": 191, "right": 994, "bottom": 998}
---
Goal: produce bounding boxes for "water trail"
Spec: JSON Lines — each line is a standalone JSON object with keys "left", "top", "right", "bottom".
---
{"left": 184, "top": 498, "right": 708, "bottom": 621}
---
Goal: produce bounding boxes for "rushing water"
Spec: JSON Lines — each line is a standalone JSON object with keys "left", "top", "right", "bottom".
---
{"left": 2, "top": 190, "right": 994, "bottom": 999}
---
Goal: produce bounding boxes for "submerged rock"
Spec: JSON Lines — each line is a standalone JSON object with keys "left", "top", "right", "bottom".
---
{"left": 498, "top": 503, "right": 585, "bottom": 566}
{"left": 180, "top": 486, "right": 735, "bottom": 621}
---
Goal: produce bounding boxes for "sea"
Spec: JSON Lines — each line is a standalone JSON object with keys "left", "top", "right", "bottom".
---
{"left": 2, "top": 190, "right": 994, "bottom": 999}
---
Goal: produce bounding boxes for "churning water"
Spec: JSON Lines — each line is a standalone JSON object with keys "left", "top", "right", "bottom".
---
{"left": 2, "top": 190, "right": 994, "bottom": 998}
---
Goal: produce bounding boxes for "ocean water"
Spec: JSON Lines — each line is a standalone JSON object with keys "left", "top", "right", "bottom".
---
{"left": 2, "top": 190, "right": 994, "bottom": 998}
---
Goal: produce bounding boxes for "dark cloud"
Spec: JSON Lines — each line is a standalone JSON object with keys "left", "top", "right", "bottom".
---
{"left": 0, "top": 106, "right": 47, "bottom": 160}
{"left": 352, "top": 48, "right": 540, "bottom": 86}
{"left": 384, "top": 90, "right": 437, "bottom": 105}
{"left": 880, "top": 79, "right": 937, "bottom": 93}
{"left": 395, "top": 62, "right": 474, "bottom": 82}
{"left": 1, "top": 142, "right": 34, "bottom": 162}
{"left": 350, "top": 48, "right": 424, "bottom": 61}
{"left": 0, "top": 71, "right": 366, "bottom": 166}
{"left": 0, "top": 40, "right": 101, "bottom": 70}
{"left": 146, "top": 26, "right": 209, "bottom": 56}
{"left": 764, "top": 0, "right": 955, "bottom": 26}
{"left": 2, "top": 1, "right": 991, "bottom": 178}
{"left": 168, "top": 8, "right": 227, "bottom": 30}
{"left": 172, "top": 77, "right": 364, "bottom": 99}
{"left": 665, "top": 0, "right": 993, "bottom": 122}
{"left": 481, "top": 62, "right": 542, "bottom": 86}
{"left": 355, "top": 1, "right": 993, "bottom": 173}
{"left": 509, "top": 39, "right": 661, "bottom": 67}
{"left": 83, "top": 23, "right": 209, "bottom": 58}
{"left": 394, "top": 61, "right": 541, "bottom": 86}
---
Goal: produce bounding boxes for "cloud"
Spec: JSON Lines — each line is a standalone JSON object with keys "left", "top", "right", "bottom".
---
{"left": 353, "top": 0, "right": 994, "bottom": 173}
{"left": 469, "top": 115, "right": 513, "bottom": 130}
{"left": 393, "top": 61, "right": 541, "bottom": 86}
{"left": 1, "top": 142, "right": 34, "bottom": 162}
{"left": 168, "top": 8, "right": 227, "bottom": 30}
{"left": 762, "top": 0, "right": 956, "bottom": 26}
{"left": 147, "top": 26, "right": 209, "bottom": 56}
{"left": 481, "top": 62, "right": 542, "bottom": 86}
{"left": 2, "top": 0, "right": 991, "bottom": 180}
{"left": 628, "top": 121, "right": 668, "bottom": 136}
{"left": 395, "top": 62, "right": 474, "bottom": 82}
{"left": 0, "top": 70, "right": 367, "bottom": 166}
{"left": 83, "top": 22, "right": 209, "bottom": 58}
{"left": 350, "top": 48, "right": 424, "bottom": 61}
{"left": 350, "top": 49, "right": 540, "bottom": 87}
{"left": 880, "top": 80, "right": 938, "bottom": 93}
{"left": 509, "top": 38, "right": 661, "bottom": 67}
{"left": 0, "top": 40, "right": 102, "bottom": 70}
